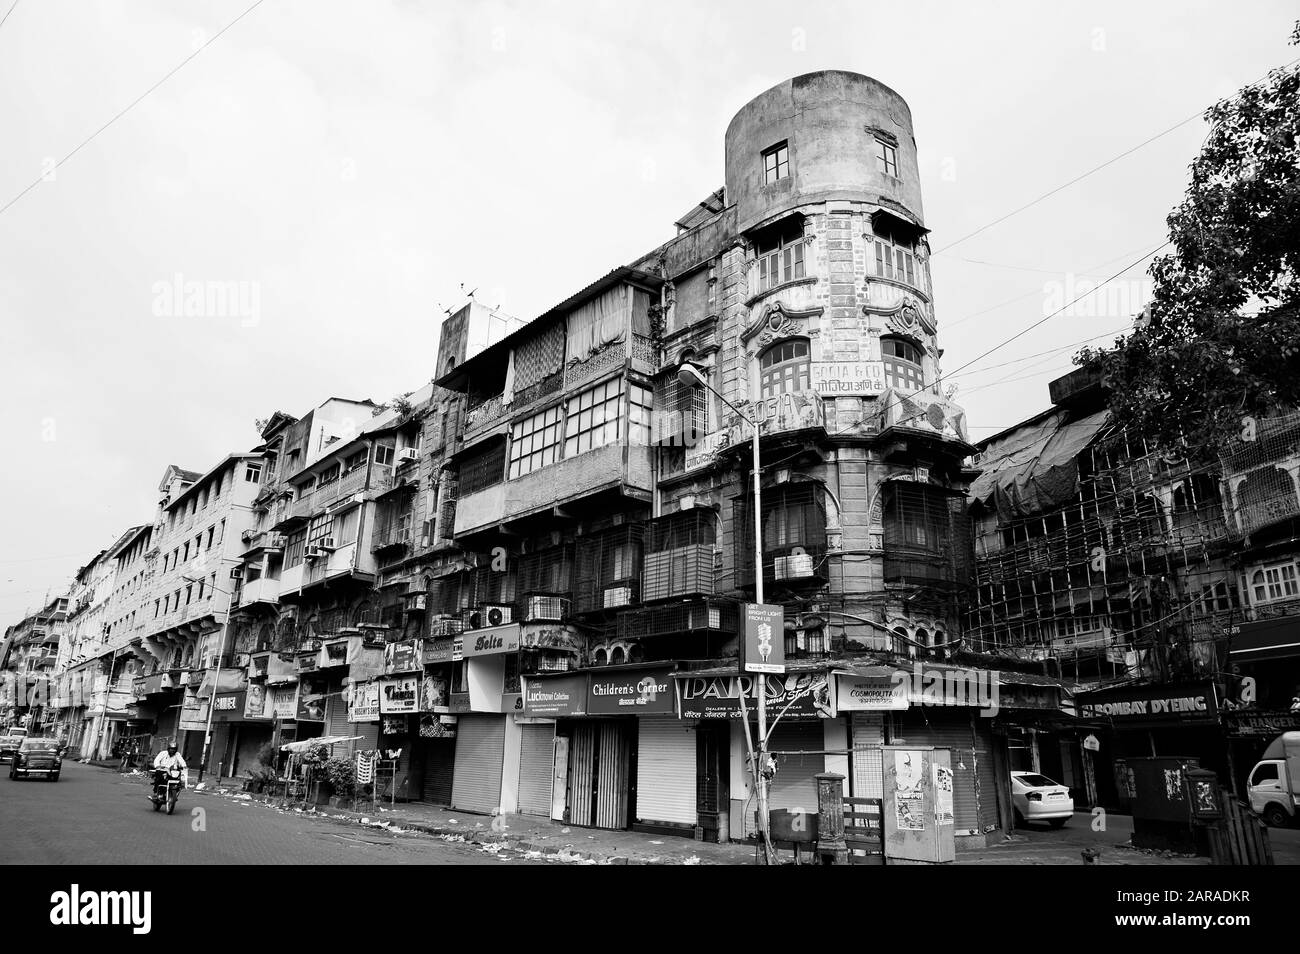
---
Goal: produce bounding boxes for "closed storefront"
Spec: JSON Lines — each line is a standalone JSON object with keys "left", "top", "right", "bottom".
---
{"left": 516, "top": 722, "right": 556, "bottom": 816}
{"left": 635, "top": 718, "right": 696, "bottom": 829}
{"left": 766, "top": 721, "right": 824, "bottom": 814}
{"left": 451, "top": 715, "right": 506, "bottom": 814}
{"left": 894, "top": 710, "right": 995, "bottom": 836}
{"left": 568, "top": 721, "right": 632, "bottom": 829}
{"left": 419, "top": 737, "right": 456, "bottom": 805}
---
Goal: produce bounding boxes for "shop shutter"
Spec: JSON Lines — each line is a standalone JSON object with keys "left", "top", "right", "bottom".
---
{"left": 635, "top": 718, "right": 696, "bottom": 826}
{"left": 421, "top": 738, "right": 456, "bottom": 805}
{"left": 767, "top": 721, "right": 823, "bottom": 815}
{"left": 325, "top": 691, "right": 350, "bottom": 737}
{"left": 517, "top": 724, "right": 556, "bottom": 816}
{"left": 975, "top": 726, "right": 999, "bottom": 831}
{"left": 451, "top": 716, "right": 505, "bottom": 814}
{"left": 353, "top": 721, "right": 379, "bottom": 751}
{"left": 851, "top": 713, "right": 885, "bottom": 798}
{"left": 895, "top": 711, "right": 980, "bottom": 835}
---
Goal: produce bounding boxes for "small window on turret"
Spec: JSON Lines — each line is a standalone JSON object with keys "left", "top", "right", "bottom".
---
{"left": 762, "top": 141, "right": 789, "bottom": 184}
{"left": 876, "top": 139, "right": 898, "bottom": 177}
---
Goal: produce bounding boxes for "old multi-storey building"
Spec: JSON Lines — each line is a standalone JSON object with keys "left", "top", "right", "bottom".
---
{"left": 1, "top": 595, "right": 70, "bottom": 731}
{"left": 971, "top": 366, "right": 1300, "bottom": 806}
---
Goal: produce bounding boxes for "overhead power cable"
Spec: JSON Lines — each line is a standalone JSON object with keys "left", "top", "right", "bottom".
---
{"left": 0, "top": 0, "right": 267, "bottom": 219}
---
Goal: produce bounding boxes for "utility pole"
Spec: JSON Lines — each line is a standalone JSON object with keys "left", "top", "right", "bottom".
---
{"left": 678, "top": 361, "right": 775, "bottom": 864}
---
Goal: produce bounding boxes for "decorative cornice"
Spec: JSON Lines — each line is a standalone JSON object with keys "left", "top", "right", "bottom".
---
{"left": 740, "top": 299, "right": 824, "bottom": 348}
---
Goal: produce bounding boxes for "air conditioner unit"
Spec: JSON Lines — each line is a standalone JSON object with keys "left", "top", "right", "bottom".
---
{"left": 774, "top": 552, "right": 816, "bottom": 581}
{"left": 241, "top": 529, "right": 255, "bottom": 543}
{"left": 232, "top": 653, "right": 251, "bottom": 668}
{"left": 317, "top": 537, "right": 337, "bottom": 551}
{"left": 305, "top": 546, "right": 327, "bottom": 560}
{"left": 688, "top": 604, "right": 722, "bottom": 630}
{"left": 206, "top": 653, "right": 230, "bottom": 669}
{"left": 396, "top": 448, "right": 419, "bottom": 465}
{"left": 526, "top": 595, "right": 566, "bottom": 621}
{"left": 229, "top": 566, "right": 245, "bottom": 580}
{"left": 407, "top": 593, "right": 427, "bottom": 611}
{"left": 429, "top": 616, "right": 463, "bottom": 638}
{"left": 603, "top": 584, "right": 635, "bottom": 609}
{"left": 481, "top": 604, "right": 513, "bottom": 627}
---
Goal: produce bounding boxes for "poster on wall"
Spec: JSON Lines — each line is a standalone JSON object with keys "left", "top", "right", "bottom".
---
{"left": 933, "top": 763, "right": 954, "bottom": 824}
{"left": 421, "top": 673, "right": 449, "bottom": 712}
{"left": 271, "top": 685, "right": 298, "bottom": 720}
{"left": 894, "top": 750, "right": 926, "bottom": 831}
{"left": 418, "top": 714, "right": 457, "bottom": 739}
{"left": 297, "top": 684, "right": 327, "bottom": 722}
{"left": 379, "top": 675, "right": 419, "bottom": 714}
{"left": 244, "top": 683, "right": 270, "bottom": 721}
{"left": 348, "top": 682, "right": 380, "bottom": 722}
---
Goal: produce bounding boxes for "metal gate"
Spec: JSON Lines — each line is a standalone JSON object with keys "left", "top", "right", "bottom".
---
{"left": 568, "top": 721, "right": 631, "bottom": 829}
{"left": 420, "top": 738, "right": 456, "bottom": 805}
{"left": 635, "top": 719, "right": 695, "bottom": 826}
{"left": 517, "top": 724, "right": 556, "bottom": 816}
{"left": 851, "top": 712, "right": 885, "bottom": 798}
{"left": 451, "top": 716, "right": 505, "bottom": 814}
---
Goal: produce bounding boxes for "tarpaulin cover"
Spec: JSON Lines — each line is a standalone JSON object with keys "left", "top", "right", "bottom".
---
{"left": 969, "top": 409, "right": 1109, "bottom": 518}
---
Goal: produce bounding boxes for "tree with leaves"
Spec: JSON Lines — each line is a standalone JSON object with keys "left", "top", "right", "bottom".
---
{"left": 1077, "top": 23, "right": 1300, "bottom": 456}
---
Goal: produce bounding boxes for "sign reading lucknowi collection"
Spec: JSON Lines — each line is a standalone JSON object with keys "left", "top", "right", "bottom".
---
{"left": 524, "top": 673, "right": 588, "bottom": 717}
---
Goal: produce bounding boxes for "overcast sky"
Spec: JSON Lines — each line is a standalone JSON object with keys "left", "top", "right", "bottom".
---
{"left": 1, "top": 0, "right": 1295, "bottom": 623}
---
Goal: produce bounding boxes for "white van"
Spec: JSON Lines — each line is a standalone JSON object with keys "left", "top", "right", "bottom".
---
{"left": 1247, "top": 730, "right": 1300, "bottom": 827}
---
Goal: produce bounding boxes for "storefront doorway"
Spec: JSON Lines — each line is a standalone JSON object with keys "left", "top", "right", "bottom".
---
{"left": 568, "top": 720, "right": 633, "bottom": 829}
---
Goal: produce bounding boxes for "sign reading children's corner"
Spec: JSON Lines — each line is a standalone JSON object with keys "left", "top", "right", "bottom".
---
{"left": 739, "top": 603, "right": 785, "bottom": 674}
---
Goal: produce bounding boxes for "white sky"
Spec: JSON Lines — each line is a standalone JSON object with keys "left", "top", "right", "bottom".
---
{"left": 1, "top": 0, "right": 1296, "bottom": 623}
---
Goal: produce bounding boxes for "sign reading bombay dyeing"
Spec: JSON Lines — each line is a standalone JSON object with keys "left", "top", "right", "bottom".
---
{"left": 739, "top": 603, "right": 786, "bottom": 674}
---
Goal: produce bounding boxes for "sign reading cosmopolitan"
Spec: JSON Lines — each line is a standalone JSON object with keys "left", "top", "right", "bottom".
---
{"left": 739, "top": 603, "right": 785, "bottom": 674}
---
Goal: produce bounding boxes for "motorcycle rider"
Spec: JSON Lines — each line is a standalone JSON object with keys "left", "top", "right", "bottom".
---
{"left": 152, "top": 740, "right": 187, "bottom": 794}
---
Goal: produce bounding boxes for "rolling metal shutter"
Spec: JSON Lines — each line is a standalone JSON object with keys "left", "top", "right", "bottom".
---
{"left": 767, "top": 722, "right": 823, "bottom": 814}
{"left": 517, "top": 724, "right": 556, "bottom": 816}
{"left": 896, "top": 711, "right": 980, "bottom": 835}
{"left": 635, "top": 718, "right": 696, "bottom": 826}
{"left": 568, "top": 722, "right": 631, "bottom": 829}
{"left": 325, "top": 691, "right": 350, "bottom": 737}
{"left": 451, "top": 716, "right": 505, "bottom": 814}
{"left": 421, "top": 738, "right": 456, "bottom": 805}
{"left": 851, "top": 712, "right": 885, "bottom": 798}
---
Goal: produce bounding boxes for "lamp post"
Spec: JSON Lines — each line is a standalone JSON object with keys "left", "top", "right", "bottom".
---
{"left": 677, "top": 362, "right": 775, "bottom": 865}
{"left": 183, "top": 574, "right": 235, "bottom": 782}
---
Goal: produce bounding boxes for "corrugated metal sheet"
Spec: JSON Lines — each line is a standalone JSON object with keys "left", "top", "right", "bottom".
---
{"left": 421, "top": 738, "right": 455, "bottom": 805}
{"left": 568, "top": 722, "right": 631, "bottom": 829}
{"left": 636, "top": 719, "right": 696, "bottom": 825}
{"left": 517, "top": 724, "right": 555, "bottom": 816}
{"left": 895, "top": 711, "right": 982, "bottom": 835}
{"left": 767, "top": 722, "right": 823, "bottom": 814}
{"left": 851, "top": 712, "right": 884, "bottom": 798}
{"left": 451, "top": 716, "right": 505, "bottom": 813}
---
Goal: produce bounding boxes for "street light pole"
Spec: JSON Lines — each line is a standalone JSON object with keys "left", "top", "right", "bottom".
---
{"left": 184, "top": 574, "right": 235, "bottom": 783}
{"left": 678, "top": 362, "right": 775, "bottom": 865}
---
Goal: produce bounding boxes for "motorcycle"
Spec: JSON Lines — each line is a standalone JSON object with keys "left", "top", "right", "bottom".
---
{"left": 150, "top": 765, "right": 184, "bottom": 815}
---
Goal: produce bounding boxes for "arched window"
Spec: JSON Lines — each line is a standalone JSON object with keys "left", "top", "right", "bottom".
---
{"left": 880, "top": 336, "right": 924, "bottom": 392}
{"left": 759, "top": 338, "right": 810, "bottom": 398}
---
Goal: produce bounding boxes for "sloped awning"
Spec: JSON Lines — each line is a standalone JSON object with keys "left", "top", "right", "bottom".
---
{"left": 1230, "top": 616, "right": 1300, "bottom": 664}
{"left": 970, "top": 409, "right": 1109, "bottom": 518}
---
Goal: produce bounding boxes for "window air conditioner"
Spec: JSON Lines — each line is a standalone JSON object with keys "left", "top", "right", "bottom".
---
{"left": 526, "top": 595, "right": 566, "bottom": 622}
{"left": 603, "top": 584, "right": 635, "bottom": 609}
{"left": 396, "top": 448, "right": 419, "bottom": 465}
{"left": 229, "top": 566, "right": 245, "bottom": 580}
{"left": 317, "top": 537, "right": 337, "bottom": 551}
{"left": 773, "top": 551, "right": 815, "bottom": 581}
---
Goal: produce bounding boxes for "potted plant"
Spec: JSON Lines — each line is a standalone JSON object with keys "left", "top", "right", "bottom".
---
{"left": 322, "top": 756, "right": 356, "bottom": 808}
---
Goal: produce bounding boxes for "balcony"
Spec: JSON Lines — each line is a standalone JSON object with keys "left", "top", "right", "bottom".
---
{"left": 454, "top": 442, "right": 653, "bottom": 537}
{"left": 372, "top": 523, "right": 412, "bottom": 558}
{"left": 465, "top": 394, "right": 506, "bottom": 432}
{"left": 236, "top": 576, "right": 280, "bottom": 608}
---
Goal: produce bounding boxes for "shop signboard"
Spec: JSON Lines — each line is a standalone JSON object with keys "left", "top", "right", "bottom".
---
{"left": 523, "top": 673, "right": 587, "bottom": 717}
{"left": 423, "top": 638, "right": 457, "bottom": 665}
{"left": 271, "top": 685, "right": 298, "bottom": 720}
{"left": 348, "top": 681, "right": 380, "bottom": 723}
{"left": 587, "top": 667, "right": 675, "bottom": 716}
{"left": 810, "top": 360, "right": 887, "bottom": 396}
{"left": 833, "top": 673, "right": 909, "bottom": 713}
{"left": 461, "top": 623, "right": 520, "bottom": 658}
{"left": 384, "top": 639, "right": 421, "bottom": 675}
{"left": 379, "top": 675, "right": 419, "bottom": 714}
{"left": 212, "top": 691, "right": 245, "bottom": 724}
{"left": 676, "top": 671, "right": 832, "bottom": 720}
{"left": 1076, "top": 681, "right": 1218, "bottom": 726}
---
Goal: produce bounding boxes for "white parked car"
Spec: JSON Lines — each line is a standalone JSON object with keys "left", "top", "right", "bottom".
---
{"left": 1010, "top": 771, "right": 1074, "bottom": 828}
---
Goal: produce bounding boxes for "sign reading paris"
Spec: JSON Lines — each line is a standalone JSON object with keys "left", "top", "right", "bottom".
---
{"left": 740, "top": 603, "right": 786, "bottom": 675}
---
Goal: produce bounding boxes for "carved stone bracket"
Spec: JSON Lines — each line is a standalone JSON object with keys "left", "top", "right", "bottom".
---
{"left": 740, "top": 300, "right": 824, "bottom": 350}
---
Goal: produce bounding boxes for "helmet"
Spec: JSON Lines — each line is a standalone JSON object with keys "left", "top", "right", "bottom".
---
{"left": 167, "top": 739, "right": 178, "bottom": 753}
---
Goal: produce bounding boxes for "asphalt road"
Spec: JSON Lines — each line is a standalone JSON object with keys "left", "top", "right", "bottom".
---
{"left": 0, "top": 761, "right": 542, "bottom": 865}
